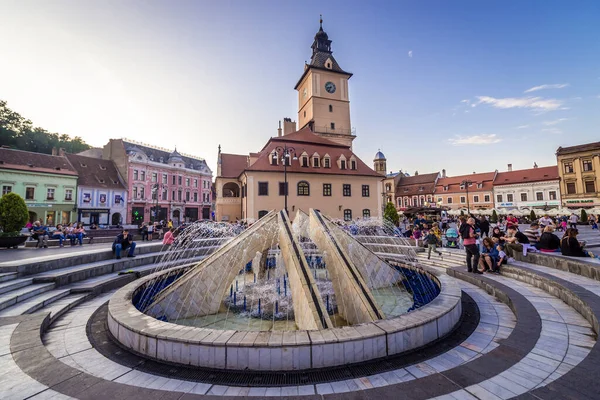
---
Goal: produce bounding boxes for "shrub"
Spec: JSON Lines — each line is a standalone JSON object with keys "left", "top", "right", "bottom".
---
{"left": 530, "top": 210, "right": 537, "bottom": 221}
{"left": 491, "top": 209, "right": 498, "bottom": 223}
{"left": 581, "top": 209, "right": 588, "bottom": 223}
{"left": 0, "top": 193, "right": 29, "bottom": 235}
{"left": 383, "top": 202, "right": 399, "bottom": 226}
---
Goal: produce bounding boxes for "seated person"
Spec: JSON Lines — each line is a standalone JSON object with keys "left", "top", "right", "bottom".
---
{"left": 495, "top": 243, "right": 507, "bottom": 272}
{"left": 140, "top": 222, "right": 149, "bottom": 241}
{"left": 491, "top": 227, "right": 505, "bottom": 244}
{"left": 74, "top": 223, "right": 86, "bottom": 246}
{"left": 412, "top": 227, "right": 422, "bottom": 240}
{"left": 32, "top": 221, "right": 49, "bottom": 248}
{"left": 502, "top": 226, "right": 531, "bottom": 260}
{"left": 478, "top": 237, "right": 497, "bottom": 272}
{"left": 560, "top": 228, "right": 596, "bottom": 258}
{"left": 163, "top": 227, "right": 175, "bottom": 245}
{"left": 112, "top": 229, "right": 137, "bottom": 259}
{"left": 537, "top": 226, "right": 560, "bottom": 252}
{"left": 523, "top": 223, "right": 541, "bottom": 248}
{"left": 51, "top": 224, "right": 66, "bottom": 247}
{"left": 403, "top": 225, "right": 413, "bottom": 238}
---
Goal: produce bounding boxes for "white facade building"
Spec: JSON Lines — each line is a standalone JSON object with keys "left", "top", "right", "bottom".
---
{"left": 493, "top": 166, "right": 561, "bottom": 212}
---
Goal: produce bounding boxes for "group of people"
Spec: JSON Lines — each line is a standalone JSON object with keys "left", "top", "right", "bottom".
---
{"left": 29, "top": 220, "right": 87, "bottom": 248}
{"left": 139, "top": 219, "right": 175, "bottom": 241}
{"left": 457, "top": 212, "right": 599, "bottom": 275}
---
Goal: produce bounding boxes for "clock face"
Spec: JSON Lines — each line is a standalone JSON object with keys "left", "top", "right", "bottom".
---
{"left": 325, "top": 81, "right": 336, "bottom": 94}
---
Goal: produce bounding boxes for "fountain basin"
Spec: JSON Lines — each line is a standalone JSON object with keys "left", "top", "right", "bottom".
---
{"left": 108, "top": 263, "right": 461, "bottom": 371}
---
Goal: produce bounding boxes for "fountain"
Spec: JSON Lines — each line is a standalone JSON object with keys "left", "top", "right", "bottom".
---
{"left": 108, "top": 209, "right": 462, "bottom": 371}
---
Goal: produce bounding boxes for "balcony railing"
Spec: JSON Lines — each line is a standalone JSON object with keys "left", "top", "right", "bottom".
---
{"left": 217, "top": 197, "right": 241, "bottom": 204}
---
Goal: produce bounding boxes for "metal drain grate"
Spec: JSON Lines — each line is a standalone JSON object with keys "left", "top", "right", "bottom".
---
{"left": 87, "top": 292, "right": 479, "bottom": 387}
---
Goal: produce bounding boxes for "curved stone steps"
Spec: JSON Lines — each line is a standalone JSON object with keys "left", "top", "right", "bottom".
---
{"left": 0, "top": 277, "right": 33, "bottom": 295}
{"left": 0, "top": 288, "right": 71, "bottom": 317}
{"left": 0, "top": 283, "right": 56, "bottom": 312}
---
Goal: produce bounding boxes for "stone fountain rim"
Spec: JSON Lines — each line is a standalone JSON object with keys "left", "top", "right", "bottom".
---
{"left": 107, "top": 262, "right": 462, "bottom": 371}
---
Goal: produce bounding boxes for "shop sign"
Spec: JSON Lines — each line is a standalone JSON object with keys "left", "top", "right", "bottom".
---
{"left": 26, "top": 203, "right": 52, "bottom": 208}
{"left": 523, "top": 201, "right": 560, "bottom": 207}
{"left": 498, "top": 202, "right": 514, "bottom": 207}
{"left": 566, "top": 199, "right": 595, "bottom": 204}
{"left": 79, "top": 208, "right": 110, "bottom": 213}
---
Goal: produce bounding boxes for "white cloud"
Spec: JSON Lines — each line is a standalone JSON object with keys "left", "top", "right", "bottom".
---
{"left": 517, "top": 125, "right": 529, "bottom": 129}
{"left": 448, "top": 134, "right": 502, "bottom": 145}
{"left": 542, "top": 128, "right": 562, "bottom": 135}
{"left": 524, "top": 83, "right": 569, "bottom": 93}
{"left": 408, "top": 50, "right": 413, "bottom": 58}
{"left": 460, "top": 99, "right": 470, "bottom": 104}
{"left": 543, "top": 118, "right": 568, "bottom": 126}
{"left": 476, "top": 96, "right": 562, "bottom": 111}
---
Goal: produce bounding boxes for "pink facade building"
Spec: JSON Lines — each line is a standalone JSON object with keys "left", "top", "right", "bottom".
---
{"left": 103, "top": 139, "right": 213, "bottom": 225}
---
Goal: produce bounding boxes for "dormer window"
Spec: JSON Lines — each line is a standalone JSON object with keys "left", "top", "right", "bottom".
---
{"left": 99, "top": 165, "right": 106, "bottom": 170}
{"left": 477, "top": 183, "right": 483, "bottom": 189}
{"left": 270, "top": 151, "right": 278, "bottom": 165}
{"left": 443, "top": 186, "right": 448, "bottom": 191}
{"left": 323, "top": 155, "right": 331, "bottom": 168}
{"left": 340, "top": 160, "right": 346, "bottom": 170}
{"left": 351, "top": 160, "right": 357, "bottom": 170}
{"left": 159, "top": 157, "right": 164, "bottom": 163}
{"left": 80, "top": 163, "right": 87, "bottom": 168}
{"left": 313, "top": 157, "right": 320, "bottom": 167}
{"left": 327, "top": 62, "right": 331, "bottom": 69}
{"left": 460, "top": 184, "right": 465, "bottom": 190}
{"left": 302, "top": 156, "right": 308, "bottom": 167}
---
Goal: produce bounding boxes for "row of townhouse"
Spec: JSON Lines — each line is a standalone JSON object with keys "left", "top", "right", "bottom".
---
{"left": 0, "top": 139, "right": 214, "bottom": 226}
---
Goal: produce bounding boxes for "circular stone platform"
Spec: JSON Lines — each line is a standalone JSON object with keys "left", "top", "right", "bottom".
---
{"left": 108, "top": 264, "right": 462, "bottom": 371}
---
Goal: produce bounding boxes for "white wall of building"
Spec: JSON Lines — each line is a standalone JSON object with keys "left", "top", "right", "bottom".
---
{"left": 493, "top": 180, "right": 561, "bottom": 211}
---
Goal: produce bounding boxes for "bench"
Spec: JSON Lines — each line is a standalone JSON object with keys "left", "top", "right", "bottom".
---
{"left": 513, "top": 251, "right": 600, "bottom": 281}
{"left": 24, "top": 236, "right": 115, "bottom": 248}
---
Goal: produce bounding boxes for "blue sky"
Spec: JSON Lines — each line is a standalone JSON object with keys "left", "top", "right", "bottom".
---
{"left": 1, "top": 0, "right": 599, "bottom": 176}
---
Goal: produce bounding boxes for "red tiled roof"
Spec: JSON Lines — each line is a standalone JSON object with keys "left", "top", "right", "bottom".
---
{"left": 556, "top": 141, "right": 600, "bottom": 155}
{"left": 245, "top": 129, "right": 381, "bottom": 178}
{"left": 494, "top": 166, "right": 559, "bottom": 186}
{"left": 66, "top": 154, "right": 125, "bottom": 189}
{"left": 219, "top": 153, "right": 248, "bottom": 178}
{"left": 435, "top": 171, "right": 496, "bottom": 193}
{"left": 0, "top": 148, "right": 77, "bottom": 176}
{"left": 394, "top": 172, "right": 439, "bottom": 197}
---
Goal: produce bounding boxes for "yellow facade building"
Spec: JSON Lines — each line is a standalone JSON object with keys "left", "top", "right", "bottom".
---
{"left": 215, "top": 20, "right": 382, "bottom": 222}
{"left": 556, "top": 141, "right": 600, "bottom": 208}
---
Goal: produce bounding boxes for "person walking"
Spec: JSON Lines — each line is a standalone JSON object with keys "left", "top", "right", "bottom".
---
{"left": 569, "top": 213, "right": 579, "bottom": 229}
{"left": 479, "top": 216, "right": 490, "bottom": 238}
{"left": 424, "top": 229, "right": 442, "bottom": 260}
{"left": 460, "top": 217, "right": 482, "bottom": 274}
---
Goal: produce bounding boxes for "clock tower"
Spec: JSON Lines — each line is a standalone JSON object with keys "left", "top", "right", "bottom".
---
{"left": 294, "top": 17, "right": 354, "bottom": 148}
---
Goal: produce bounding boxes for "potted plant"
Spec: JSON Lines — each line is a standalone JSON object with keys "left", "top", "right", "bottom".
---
{"left": 0, "top": 193, "right": 29, "bottom": 249}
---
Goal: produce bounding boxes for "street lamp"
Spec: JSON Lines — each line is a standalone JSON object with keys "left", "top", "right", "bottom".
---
{"left": 272, "top": 145, "right": 297, "bottom": 214}
{"left": 151, "top": 183, "right": 166, "bottom": 223}
{"left": 461, "top": 179, "right": 473, "bottom": 215}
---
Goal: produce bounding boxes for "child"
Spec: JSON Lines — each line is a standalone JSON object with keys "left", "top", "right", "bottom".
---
{"left": 424, "top": 230, "right": 442, "bottom": 260}
{"left": 560, "top": 219, "right": 567, "bottom": 232}
{"left": 495, "top": 243, "right": 507, "bottom": 273}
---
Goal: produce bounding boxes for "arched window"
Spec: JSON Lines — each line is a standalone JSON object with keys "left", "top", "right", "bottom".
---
{"left": 222, "top": 182, "right": 240, "bottom": 197}
{"left": 362, "top": 209, "right": 370, "bottom": 218}
{"left": 258, "top": 210, "right": 269, "bottom": 219}
{"left": 297, "top": 181, "right": 310, "bottom": 196}
{"left": 329, "top": 104, "right": 333, "bottom": 112}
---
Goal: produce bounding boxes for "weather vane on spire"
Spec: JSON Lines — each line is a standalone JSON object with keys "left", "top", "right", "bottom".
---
{"left": 320, "top": 14, "right": 323, "bottom": 28}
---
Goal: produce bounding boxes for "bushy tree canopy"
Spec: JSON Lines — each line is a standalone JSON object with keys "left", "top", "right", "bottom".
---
{"left": 491, "top": 209, "right": 498, "bottom": 223}
{"left": 383, "top": 202, "right": 399, "bottom": 226}
{"left": 0, "top": 100, "right": 90, "bottom": 154}
{"left": 0, "top": 193, "right": 28, "bottom": 234}
{"left": 530, "top": 210, "right": 537, "bottom": 221}
{"left": 581, "top": 209, "right": 588, "bottom": 223}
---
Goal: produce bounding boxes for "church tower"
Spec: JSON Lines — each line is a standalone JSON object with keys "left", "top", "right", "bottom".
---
{"left": 373, "top": 150, "right": 387, "bottom": 175}
{"left": 294, "top": 17, "right": 354, "bottom": 148}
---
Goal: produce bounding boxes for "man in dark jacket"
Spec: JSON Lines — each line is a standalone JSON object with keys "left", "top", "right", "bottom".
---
{"left": 112, "top": 229, "right": 136, "bottom": 259}
{"left": 479, "top": 217, "right": 490, "bottom": 238}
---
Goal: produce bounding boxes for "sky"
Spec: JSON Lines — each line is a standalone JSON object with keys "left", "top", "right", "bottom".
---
{"left": 1, "top": 0, "right": 600, "bottom": 176}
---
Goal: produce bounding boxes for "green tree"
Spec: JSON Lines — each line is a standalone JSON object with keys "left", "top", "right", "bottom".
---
{"left": 0, "top": 100, "right": 91, "bottom": 155}
{"left": 383, "top": 202, "right": 399, "bottom": 226}
{"left": 0, "top": 193, "right": 29, "bottom": 234}
{"left": 581, "top": 209, "right": 588, "bottom": 223}
{"left": 491, "top": 209, "right": 498, "bottom": 223}
{"left": 530, "top": 210, "right": 537, "bottom": 221}
{"left": 460, "top": 210, "right": 465, "bottom": 216}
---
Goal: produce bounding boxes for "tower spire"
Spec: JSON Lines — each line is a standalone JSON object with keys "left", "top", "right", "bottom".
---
{"left": 320, "top": 14, "right": 323, "bottom": 29}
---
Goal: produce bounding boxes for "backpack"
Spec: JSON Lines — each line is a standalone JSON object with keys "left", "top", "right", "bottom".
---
{"left": 459, "top": 223, "right": 471, "bottom": 239}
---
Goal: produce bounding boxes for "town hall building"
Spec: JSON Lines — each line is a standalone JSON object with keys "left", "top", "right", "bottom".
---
{"left": 215, "top": 19, "right": 383, "bottom": 222}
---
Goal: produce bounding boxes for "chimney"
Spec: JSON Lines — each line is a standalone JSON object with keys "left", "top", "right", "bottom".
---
{"left": 58, "top": 148, "right": 66, "bottom": 156}
{"left": 277, "top": 121, "right": 282, "bottom": 137}
{"left": 283, "top": 117, "right": 296, "bottom": 135}
{"left": 507, "top": 163, "right": 512, "bottom": 172}
{"left": 52, "top": 147, "right": 58, "bottom": 156}
{"left": 441, "top": 169, "right": 446, "bottom": 178}
{"left": 414, "top": 170, "right": 419, "bottom": 176}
